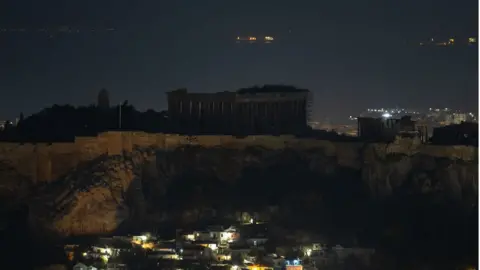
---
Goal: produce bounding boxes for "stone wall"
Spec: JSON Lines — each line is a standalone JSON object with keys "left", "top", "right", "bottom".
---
{"left": 0, "top": 132, "right": 476, "bottom": 183}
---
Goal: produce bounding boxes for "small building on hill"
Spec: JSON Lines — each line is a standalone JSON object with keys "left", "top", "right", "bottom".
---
{"left": 357, "top": 115, "right": 427, "bottom": 142}
{"left": 431, "top": 122, "right": 478, "bottom": 146}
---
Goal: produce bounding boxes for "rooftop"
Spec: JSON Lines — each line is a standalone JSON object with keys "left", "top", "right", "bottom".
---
{"left": 167, "top": 85, "right": 310, "bottom": 97}
{"left": 236, "top": 85, "right": 309, "bottom": 94}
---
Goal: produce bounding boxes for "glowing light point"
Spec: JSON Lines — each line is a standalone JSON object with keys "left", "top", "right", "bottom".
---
{"left": 382, "top": 113, "right": 392, "bottom": 118}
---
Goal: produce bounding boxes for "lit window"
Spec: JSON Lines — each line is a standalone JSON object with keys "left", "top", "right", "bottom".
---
{"left": 468, "top": 37, "right": 476, "bottom": 43}
{"left": 264, "top": 36, "right": 274, "bottom": 41}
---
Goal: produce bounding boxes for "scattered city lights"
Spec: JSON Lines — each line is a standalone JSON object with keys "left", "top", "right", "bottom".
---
{"left": 418, "top": 36, "right": 477, "bottom": 47}
{"left": 235, "top": 35, "right": 275, "bottom": 43}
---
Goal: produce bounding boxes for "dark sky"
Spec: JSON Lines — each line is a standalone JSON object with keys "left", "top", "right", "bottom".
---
{"left": 0, "top": 0, "right": 478, "bottom": 123}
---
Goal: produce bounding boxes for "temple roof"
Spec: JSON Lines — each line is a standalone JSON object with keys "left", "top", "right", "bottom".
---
{"left": 236, "top": 85, "right": 309, "bottom": 94}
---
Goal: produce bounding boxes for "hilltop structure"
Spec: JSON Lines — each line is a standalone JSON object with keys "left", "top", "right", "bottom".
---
{"left": 167, "top": 85, "right": 313, "bottom": 135}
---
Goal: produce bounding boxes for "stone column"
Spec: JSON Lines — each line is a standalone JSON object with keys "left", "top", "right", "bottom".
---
{"left": 248, "top": 102, "right": 255, "bottom": 133}
{"left": 254, "top": 103, "right": 259, "bottom": 134}
{"left": 273, "top": 102, "right": 279, "bottom": 133}
{"left": 267, "top": 102, "right": 272, "bottom": 133}
{"left": 198, "top": 101, "right": 203, "bottom": 133}
{"left": 293, "top": 100, "right": 300, "bottom": 131}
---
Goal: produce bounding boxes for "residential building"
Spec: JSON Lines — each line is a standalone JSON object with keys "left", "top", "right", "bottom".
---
{"left": 73, "top": 263, "right": 95, "bottom": 270}
{"left": 357, "top": 115, "right": 427, "bottom": 142}
{"left": 181, "top": 244, "right": 214, "bottom": 260}
{"left": 431, "top": 122, "right": 478, "bottom": 146}
{"left": 106, "top": 263, "right": 128, "bottom": 270}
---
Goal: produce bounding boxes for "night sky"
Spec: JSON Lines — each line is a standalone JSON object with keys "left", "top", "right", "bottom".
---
{"left": 0, "top": 0, "right": 478, "bottom": 123}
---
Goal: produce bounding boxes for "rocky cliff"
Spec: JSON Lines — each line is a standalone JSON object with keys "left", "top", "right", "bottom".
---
{"left": 16, "top": 140, "right": 477, "bottom": 236}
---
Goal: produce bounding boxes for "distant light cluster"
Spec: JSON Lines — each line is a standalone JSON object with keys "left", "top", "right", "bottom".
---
{"left": 354, "top": 107, "right": 477, "bottom": 125}
{"left": 366, "top": 108, "right": 420, "bottom": 115}
{"left": 419, "top": 37, "right": 476, "bottom": 47}
{"left": 236, "top": 36, "right": 274, "bottom": 43}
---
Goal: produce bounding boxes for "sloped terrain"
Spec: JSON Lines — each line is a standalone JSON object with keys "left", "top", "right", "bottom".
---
{"left": 0, "top": 143, "right": 474, "bottom": 267}
{"left": 22, "top": 144, "right": 478, "bottom": 238}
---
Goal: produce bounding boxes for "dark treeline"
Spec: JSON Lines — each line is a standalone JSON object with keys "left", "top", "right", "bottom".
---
{"left": 0, "top": 101, "right": 169, "bottom": 142}
{"left": 0, "top": 104, "right": 360, "bottom": 143}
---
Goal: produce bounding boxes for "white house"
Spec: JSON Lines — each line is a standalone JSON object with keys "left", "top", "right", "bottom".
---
{"left": 245, "top": 237, "right": 268, "bottom": 247}
{"left": 106, "top": 263, "right": 128, "bottom": 270}
{"left": 147, "top": 249, "right": 181, "bottom": 260}
{"left": 72, "top": 263, "right": 88, "bottom": 270}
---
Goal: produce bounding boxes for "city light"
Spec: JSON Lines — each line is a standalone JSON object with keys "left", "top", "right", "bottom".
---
{"left": 382, "top": 113, "right": 392, "bottom": 118}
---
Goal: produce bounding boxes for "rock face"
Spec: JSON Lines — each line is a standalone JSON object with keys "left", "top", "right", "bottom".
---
{"left": 0, "top": 161, "right": 31, "bottom": 204}
{"left": 5, "top": 142, "right": 478, "bottom": 236}
{"left": 29, "top": 148, "right": 156, "bottom": 235}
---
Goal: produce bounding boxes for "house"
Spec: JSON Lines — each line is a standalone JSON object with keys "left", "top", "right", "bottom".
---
{"left": 431, "top": 122, "right": 478, "bottom": 146}
{"left": 183, "top": 226, "right": 240, "bottom": 246}
{"left": 106, "top": 263, "right": 128, "bottom": 270}
{"left": 146, "top": 249, "right": 180, "bottom": 260}
{"left": 87, "top": 244, "right": 113, "bottom": 261}
{"left": 64, "top": 244, "right": 79, "bottom": 261}
{"left": 181, "top": 244, "right": 214, "bottom": 260}
{"left": 195, "top": 231, "right": 214, "bottom": 241}
{"left": 264, "top": 253, "right": 286, "bottom": 269}
{"left": 73, "top": 263, "right": 88, "bottom": 270}
{"left": 246, "top": 264, "right": 274, "bottom": 270}
{"left": 245, "top": 237, "right": 268, "bottom": 247}
{"left": 215, "top": 251, "right": 232, "bottom": 262}
{"left": 229, "top": 242, "right": 252, "bottom": 262}
{"left": 192, "top": 240, "right": 219, "bottom": 252}
{"left": 181, "top": 231, "right": 196, "bottom": 242}
{"left": 298, "top": 242, "right": 327, "bottom": 256}
{"left": 358, "top": 116, "right": 425, "bottom": 142}
{"left": 97, "top": 238, "right": 133, "bottom": 257}
{"left": 220, "top": 226, "right": 240, "bottom": 244}
{"left": 91, "top": 245, "right": 113, "bottom": 256}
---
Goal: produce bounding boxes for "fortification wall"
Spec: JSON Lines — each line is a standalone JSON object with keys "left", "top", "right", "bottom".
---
{"left": 0, "top": 132, "right": 476, "bottom": 183}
